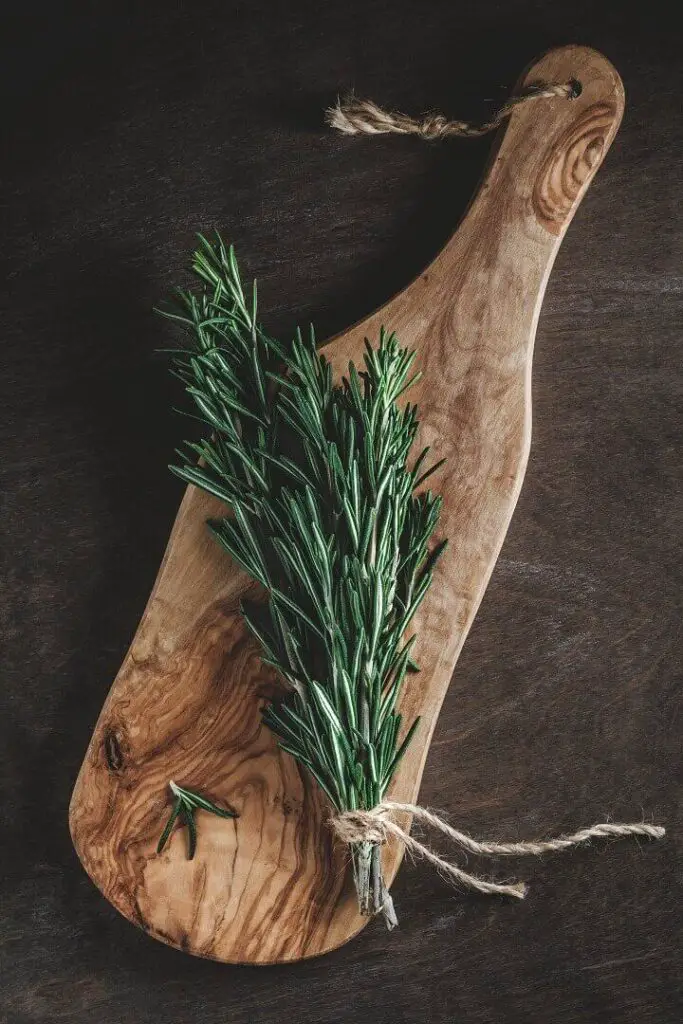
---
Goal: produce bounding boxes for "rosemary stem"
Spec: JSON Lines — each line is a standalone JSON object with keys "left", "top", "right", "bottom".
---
{"left": 371, "top": 841, "right": 383, "bottom": 914}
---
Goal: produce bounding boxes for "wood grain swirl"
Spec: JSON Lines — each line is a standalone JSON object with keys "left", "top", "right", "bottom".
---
{"left": 533, "top": 102, "right": 617, "bottom": 232}
{"left": 69, "top": 46, "right": 625, "bottom": 963}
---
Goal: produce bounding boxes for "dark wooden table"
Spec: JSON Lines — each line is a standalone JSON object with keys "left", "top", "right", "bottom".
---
{"left": 1, "top": 3, "right": 680, "bottom": 1021}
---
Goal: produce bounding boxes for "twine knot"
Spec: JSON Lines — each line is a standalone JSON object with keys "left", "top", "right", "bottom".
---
{"left": 331, "top": 806, "right": 392, "bottom": 846}
{"left": 329, "top": 801, "right": 665, "bottom": 905}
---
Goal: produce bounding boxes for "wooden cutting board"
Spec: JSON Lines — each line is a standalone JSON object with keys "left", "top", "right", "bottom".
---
{"left": 69, "top": 45, "right": 624, "bottom": 964}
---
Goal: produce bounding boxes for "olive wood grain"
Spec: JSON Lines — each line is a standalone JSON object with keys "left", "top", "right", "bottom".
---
{"left": 69, "top": 45, "right": 625, "bottom": 964}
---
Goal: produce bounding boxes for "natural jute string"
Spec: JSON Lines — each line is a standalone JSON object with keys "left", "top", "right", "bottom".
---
{"left": 326, "top": 81, "right": 577, "bottom": 140}
{"left": 330, "top": 802, "right": 665, "bottom": 901}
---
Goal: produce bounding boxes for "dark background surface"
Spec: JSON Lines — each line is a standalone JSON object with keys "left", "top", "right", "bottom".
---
{"left": 1, "top": 2, "right": 681, "bottom": 1021}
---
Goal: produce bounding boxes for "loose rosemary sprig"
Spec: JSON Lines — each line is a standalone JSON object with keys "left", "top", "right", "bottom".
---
{"left": 161, "top": 235, "right": 446, "bottom": 925}
{"left": 157, "top": 782, "right": 238, "bottom": 859}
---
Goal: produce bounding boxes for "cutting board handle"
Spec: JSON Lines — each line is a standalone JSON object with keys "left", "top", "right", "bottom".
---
{"left": 424, "top": 45, "right": 624, "bottom": 309}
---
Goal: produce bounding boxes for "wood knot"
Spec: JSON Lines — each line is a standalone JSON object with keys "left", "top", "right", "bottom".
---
{"left": 583, "top": 136, "right": 604, "bottom": 170}
{"left": 532, "top": 102, "right": 614, "bottom": 234}
{"left": 103, "top": 727, "right": 125, "bottom": 773}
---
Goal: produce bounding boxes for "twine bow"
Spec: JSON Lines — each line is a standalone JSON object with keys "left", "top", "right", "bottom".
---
{"left": 330, "top": 801, "right": 665, "bottom": 903}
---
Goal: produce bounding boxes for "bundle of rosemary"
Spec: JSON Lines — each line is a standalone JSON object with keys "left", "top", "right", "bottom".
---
{"left": 162, "top": 235, "right": 445, "bottom": 927}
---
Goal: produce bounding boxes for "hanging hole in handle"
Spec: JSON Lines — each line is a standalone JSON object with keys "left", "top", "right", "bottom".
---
{"left": 568, "top": 78, "right": 582, "bottom": 99}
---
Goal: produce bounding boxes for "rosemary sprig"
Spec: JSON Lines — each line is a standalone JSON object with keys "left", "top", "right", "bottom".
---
{"left": 157, "top": 781, "right": 239, "bottom": 860}
{"left": 160, "top": 235, "right": 446, "bottom": 923}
